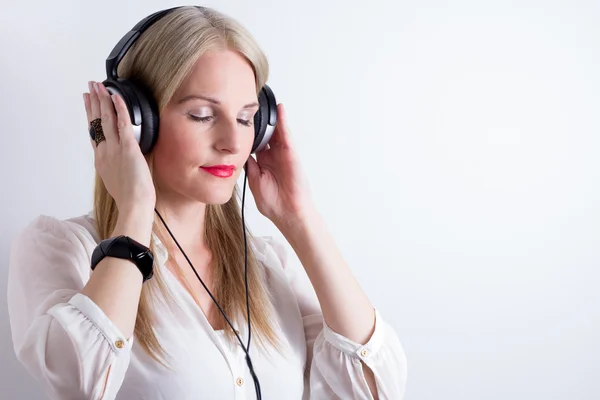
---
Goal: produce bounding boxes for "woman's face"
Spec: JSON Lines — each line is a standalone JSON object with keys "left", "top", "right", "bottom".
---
{"left": 152, "top": 49, "right": 259, "bottom": 205}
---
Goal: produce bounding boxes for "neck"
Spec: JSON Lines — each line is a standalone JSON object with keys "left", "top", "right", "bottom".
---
{"left": 155, "top": 193, "right": 208, "bottom": 251}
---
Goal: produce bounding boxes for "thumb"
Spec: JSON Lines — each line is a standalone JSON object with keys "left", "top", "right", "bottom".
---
{"left": 245, "top": 156, "right": 260, "bottom": 183}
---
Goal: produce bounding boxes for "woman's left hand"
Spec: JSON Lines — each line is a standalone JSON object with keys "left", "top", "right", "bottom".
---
{"left": 246, "top": 103, "right": 315, "bottom": 229}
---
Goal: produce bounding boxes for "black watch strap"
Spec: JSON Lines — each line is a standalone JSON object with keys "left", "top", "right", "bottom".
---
{"left": 91, "top": 235, "right": 154, "bottom": 282}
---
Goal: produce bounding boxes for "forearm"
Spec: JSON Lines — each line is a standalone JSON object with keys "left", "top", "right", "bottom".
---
{"left": 80, "top": 209, "right": 154, "bottom": 339}
{"left": 279, "top": 210, "right": 380, "bottom": 397}
{"left": 278, "top": 209, "right": 376, "bottom": 345}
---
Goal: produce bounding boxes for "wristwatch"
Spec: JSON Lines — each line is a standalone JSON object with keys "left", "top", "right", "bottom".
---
{"left": 90, "top": 235, "right": 154, "bottom": 282}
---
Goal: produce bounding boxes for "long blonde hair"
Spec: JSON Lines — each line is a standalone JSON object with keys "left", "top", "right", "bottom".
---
{"left": 93, "top": 6, "right": 282, "bottom": 367}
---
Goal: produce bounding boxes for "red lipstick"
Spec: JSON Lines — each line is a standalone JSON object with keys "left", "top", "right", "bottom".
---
{"left": 200, "top": 165, "right": 235, "bottom": 178}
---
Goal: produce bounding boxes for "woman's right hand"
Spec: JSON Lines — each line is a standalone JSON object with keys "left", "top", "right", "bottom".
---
{"left": 83, "top": 81, "right": 156, "bottom": 216}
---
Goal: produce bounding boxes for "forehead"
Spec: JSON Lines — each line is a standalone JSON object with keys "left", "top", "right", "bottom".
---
{"left": 177, "top": 49, "right": 257, "bottom": 98}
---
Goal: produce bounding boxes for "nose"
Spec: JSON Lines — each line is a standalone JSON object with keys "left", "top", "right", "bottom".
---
{"left": 213, "top": 117, "right": 243, "bottom": 154}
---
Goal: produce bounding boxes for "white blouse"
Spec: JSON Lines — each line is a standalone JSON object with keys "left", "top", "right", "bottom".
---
{"left": 7, "top": 212, "right": 407, "bottom": 399}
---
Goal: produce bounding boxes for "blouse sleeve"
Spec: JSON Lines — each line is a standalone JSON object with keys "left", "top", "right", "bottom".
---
{"left": 261, "top": 237, "right": 408, "bottom": 400}
{"left": 7, "top": 215, "right": 133, "bottom": 400}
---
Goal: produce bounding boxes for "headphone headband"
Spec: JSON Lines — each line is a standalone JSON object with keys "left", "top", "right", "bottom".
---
{"left": 106, "top": 6, "right": 200, "bottom": 79}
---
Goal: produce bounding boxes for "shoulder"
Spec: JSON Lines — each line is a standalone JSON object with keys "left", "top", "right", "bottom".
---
{"left": 250, "top": 235, "right": 306, "bottom": 284}
{"left": 7, "top": 212, "right": 101, "bottom": 298}
{"left": 11, "top": 211, "right": 99, "bottom": 259}
{"left": 250, "top": 235, "right": 290, "bottom": 270}
{"left": 250, "top": 235, "right": 319, "bottom": 315}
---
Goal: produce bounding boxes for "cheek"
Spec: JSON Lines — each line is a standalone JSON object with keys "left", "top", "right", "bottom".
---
{"left": 169, "top": 134, "right": 199, "bottom": 157}
{"left": 242, "top": 129, "right": 255, "bottom": 154}
{"left": 152, "top": 133, "right": 202, "bottom": 191}
{"left": 156, "top": 120, "right": 202, "bottom": 165}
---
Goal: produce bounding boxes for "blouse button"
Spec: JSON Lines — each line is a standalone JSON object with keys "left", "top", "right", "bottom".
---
{"left": 115, "top": 340, "right": 125, "bottom": 349}
{"left": 236, "top": 377, "right": 244, "bottom": 386}
{"left": 360, "top": 349, "right": 369, "bottom": 357}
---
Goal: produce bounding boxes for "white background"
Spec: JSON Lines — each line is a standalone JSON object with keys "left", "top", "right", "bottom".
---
{"left": 1, "top": 0, "right": 598, "bottom": 399}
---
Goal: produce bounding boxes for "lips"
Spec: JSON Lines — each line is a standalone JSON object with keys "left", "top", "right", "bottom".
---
{"left": 200, "top": 165, "right": 235, "bottom": 178}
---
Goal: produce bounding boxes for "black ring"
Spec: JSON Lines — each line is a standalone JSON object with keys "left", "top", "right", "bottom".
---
{"left": 89, "top": 118, "right": 105, "bottom": 145}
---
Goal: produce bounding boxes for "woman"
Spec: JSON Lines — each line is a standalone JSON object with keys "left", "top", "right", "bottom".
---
{"left": 7, "top": 5, "right": 407, "bottom": 399}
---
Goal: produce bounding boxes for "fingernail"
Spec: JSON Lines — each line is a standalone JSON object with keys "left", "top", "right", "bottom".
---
{"left": 88, "top": 81, "right": 93, "bottom": 93}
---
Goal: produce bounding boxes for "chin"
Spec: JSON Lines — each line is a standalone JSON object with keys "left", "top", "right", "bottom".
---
{"left": 194, "top": 187, "right": 236, "bottom": 205}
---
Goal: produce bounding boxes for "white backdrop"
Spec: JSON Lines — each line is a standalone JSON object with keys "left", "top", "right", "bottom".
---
{"left": 1, "top": 0, "right": 599, "bottom": 399}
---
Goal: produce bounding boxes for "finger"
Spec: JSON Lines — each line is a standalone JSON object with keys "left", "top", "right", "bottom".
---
{"left": 245, "top": 155, "right": 261, "bottom": 181}
{"left": 269, "top": 103, "right": 292, "bottom": 148}
{"left": 83, "top": 93, "right": 96, "bottom": 148}
{"left": 83, "top": 92, "right": 92, "bottom": 122}
{"left": 96, "top": 82, "right": 119, "bottom": 143}
{"left": 255, "top": 145, "right": 270, "bottom": 166}
{"left": 88, "top": 81, "right": 100, "bottom": 121}
{"left": 111, "top": 93, "right": 137, "bottom": 146}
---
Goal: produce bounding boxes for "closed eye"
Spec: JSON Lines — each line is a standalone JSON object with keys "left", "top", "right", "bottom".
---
{"left": 188, "top": 115, "right": 213, "bottom": 123}
{"left": 238, "top": 118, "right": 253, "bottom": 127}
{"left": 188, "top": 114, "right": 253, "bottom": 127}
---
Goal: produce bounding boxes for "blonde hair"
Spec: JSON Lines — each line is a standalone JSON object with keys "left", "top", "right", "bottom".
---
{"left": 93, "top": 6, "right": 282, "bottom": 367}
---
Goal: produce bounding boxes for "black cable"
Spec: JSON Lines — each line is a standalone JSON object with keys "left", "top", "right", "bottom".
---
{"left": 241, "top": 162, "right": 252, "bottom": 354}
{"left": 154, "top": 162, "right": 261, "bottom": 399}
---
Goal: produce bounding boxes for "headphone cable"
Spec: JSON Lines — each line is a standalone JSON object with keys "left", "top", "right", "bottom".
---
{"left": 153, "top": 161, "right": 261, "bottom": 399}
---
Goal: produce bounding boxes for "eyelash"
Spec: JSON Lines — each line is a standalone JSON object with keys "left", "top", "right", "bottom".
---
{"left": 188, "top": 115, "right": 252, "bottom": 127}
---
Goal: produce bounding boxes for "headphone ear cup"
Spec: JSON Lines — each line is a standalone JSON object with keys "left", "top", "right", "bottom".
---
{"left": 102, "top": 78, "right": 159, "bottom": 154}
{"left": 252, "top": 85, "right": 277, "bottom": 153}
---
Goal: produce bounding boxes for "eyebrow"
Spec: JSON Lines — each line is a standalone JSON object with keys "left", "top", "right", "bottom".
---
{"left": 177, "top": 94, "right": 259, "bottom": 109}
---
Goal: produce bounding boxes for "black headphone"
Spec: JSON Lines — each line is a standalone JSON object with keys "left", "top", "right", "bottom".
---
{"left": 102, "top": 5, "right": 277, "bottom": 155}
